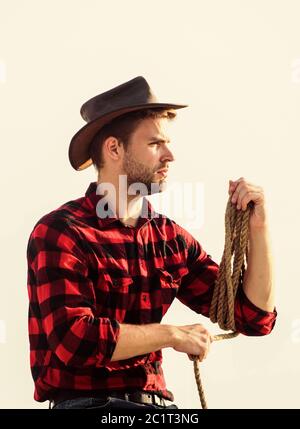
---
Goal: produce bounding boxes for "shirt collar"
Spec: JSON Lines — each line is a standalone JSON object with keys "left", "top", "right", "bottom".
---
{"left": 84, "top": 182, "right": 160, "bottom": 229}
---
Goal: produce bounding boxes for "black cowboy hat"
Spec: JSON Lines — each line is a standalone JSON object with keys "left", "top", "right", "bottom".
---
{"left": 68, "top": 76, "right": 188, "bottom": 170}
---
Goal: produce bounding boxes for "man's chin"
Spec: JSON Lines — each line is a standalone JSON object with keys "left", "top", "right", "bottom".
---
{"left": 149, "top": 180, "right": 167, "bottom": 194}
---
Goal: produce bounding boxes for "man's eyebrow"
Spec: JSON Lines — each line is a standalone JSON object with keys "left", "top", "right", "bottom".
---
{"left": 148, "top": 137, "right": 171, "bottom": 143}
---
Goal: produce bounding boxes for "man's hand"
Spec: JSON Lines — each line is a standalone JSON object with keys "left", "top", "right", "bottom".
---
{"left": 228, "top": 177, "right": 268, "bottom": 229}
{"left": 111, "top": 323, "right": 213, "bottom": 362}
{"left": 172, "top": 324, "right": 213, "bottom": 362}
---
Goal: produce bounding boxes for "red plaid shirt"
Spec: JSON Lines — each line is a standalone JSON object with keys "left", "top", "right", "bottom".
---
{"left": 27, "top": 182, "right": 277, "bottom": 402}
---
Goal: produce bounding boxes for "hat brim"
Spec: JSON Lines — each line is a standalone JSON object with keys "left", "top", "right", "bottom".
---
{"left": 68, "top": 103, "right": 188, "bottom": 171}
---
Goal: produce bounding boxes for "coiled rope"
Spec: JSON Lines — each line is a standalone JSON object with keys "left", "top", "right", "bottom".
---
{"left": 191, "top": 197, "right": 252, "bottom": 409}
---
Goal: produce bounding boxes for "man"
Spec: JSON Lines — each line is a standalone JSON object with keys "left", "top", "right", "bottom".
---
{"left": 26, "top": 76, "right": 277, "bottom": 409}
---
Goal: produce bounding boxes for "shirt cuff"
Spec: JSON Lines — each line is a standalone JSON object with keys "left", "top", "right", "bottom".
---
{"left": 97, "top": 319, "right": 151, "bottom": 371}
{"left": 235, "top": 286, "right": 277, "bottom": 336}
{"left": 239, "top": 286, "right": 277, "bottom": 317}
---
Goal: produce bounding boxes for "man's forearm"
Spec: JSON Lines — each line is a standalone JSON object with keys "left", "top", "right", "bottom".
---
{"left": 110, "top": 323, "right": 175, "bottom": 361}
{"left": 243, "top": 225, "right": 275, "bottom": 312}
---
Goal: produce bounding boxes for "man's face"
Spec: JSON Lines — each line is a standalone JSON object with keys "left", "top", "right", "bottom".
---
{"left": 121, "top": 117, "right": 175, "bottom": 194}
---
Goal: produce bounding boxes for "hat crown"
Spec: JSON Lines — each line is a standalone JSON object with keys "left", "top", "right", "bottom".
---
{"left": 80, "top": 76, "right": 158, "bottom": 122}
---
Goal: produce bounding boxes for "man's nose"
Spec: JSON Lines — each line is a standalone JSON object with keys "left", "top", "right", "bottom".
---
{"left": 161, "top": 146, "right": 175, "bottom": 163}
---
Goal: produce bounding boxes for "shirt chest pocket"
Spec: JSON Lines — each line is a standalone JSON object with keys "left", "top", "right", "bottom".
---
{"left": 95, "top": 273, "right": 134, "bottom": 320}
{"left": 156, "top": 265, "right": 189, "bottom": 307}
{"left": 156, "top": 266, "right": 189, "bottom": 289}
{"left": 152, "top": 266, "right": 189, "bottom": 320}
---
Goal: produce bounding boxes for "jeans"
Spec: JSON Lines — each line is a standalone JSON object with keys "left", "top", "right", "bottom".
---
{"left": 51, "top": 396, "right": 179, "bottom": 410}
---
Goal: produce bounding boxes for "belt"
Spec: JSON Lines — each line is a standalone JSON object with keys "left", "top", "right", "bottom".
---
{"left": 110, "top": 391, "right": 173, "bottom": 407}
{"left": 51, "top": 390, "right": 174, "bottom": 408}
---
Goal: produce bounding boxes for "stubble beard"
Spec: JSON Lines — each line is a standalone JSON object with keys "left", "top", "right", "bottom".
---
{"left": 122, "top": 151, "right": 166, "bottom": 195}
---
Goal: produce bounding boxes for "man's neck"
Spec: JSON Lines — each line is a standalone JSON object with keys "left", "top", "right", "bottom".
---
{"left": 97, "top": 176, "right": 144, "bottom": 226}
{"left": 118, "top": 195, "right": 144, "bottom": 227}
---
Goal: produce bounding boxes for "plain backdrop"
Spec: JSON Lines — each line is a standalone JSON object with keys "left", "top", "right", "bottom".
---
{"left": 0, "top": 0, "right": 299, "bottom": 409}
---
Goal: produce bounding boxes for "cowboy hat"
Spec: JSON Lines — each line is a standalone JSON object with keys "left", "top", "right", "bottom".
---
{"left": 68, "top": 76, "right": 188, "bottom": 170}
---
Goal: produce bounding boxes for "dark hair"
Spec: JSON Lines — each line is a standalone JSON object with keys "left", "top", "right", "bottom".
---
{"left": 90, "top": 108, "right": 177, "bottom": 171}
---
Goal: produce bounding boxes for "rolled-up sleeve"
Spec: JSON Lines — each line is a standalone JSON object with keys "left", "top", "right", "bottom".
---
{"left": 27, "top": 216, "right": 121, "bottom": 368}
{"left": 175, "top": 225, "right": 277, "bottom": 336}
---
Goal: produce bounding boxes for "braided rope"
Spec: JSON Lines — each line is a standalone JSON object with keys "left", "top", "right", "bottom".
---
{"left": 191, "top": 197, "right": 252, "bottom": 409}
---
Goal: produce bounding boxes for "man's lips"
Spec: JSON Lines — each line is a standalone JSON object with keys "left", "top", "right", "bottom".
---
{"left": 156, "top": 168, "right": 168, "bottom": 174}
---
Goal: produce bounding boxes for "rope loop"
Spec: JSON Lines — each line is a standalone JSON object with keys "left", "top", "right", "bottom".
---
{"left": 192, "top": 197, "right": 252, "bottom": 408}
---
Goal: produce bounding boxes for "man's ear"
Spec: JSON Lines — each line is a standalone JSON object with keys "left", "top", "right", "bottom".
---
{"left": 104, "top": 136, "right": 123, "bottom": 160}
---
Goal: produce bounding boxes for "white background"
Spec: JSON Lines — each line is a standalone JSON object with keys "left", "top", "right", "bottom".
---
{"left": 0, "top": 0, "right": 299, "bottom": 408}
